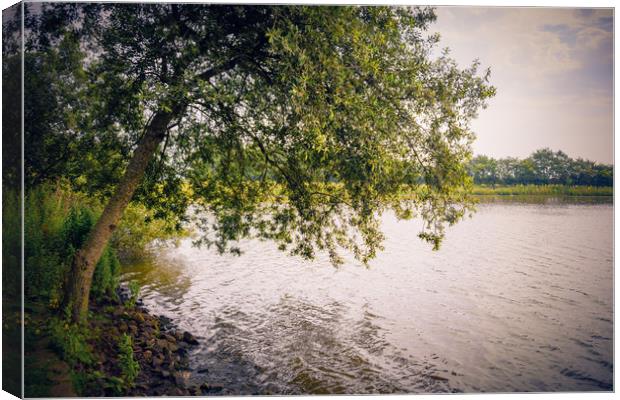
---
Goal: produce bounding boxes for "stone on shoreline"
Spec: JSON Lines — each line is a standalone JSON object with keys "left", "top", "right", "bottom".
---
{"left": 100, "top": 289, "right": 204, "bottom": 396}
{"left": 182, "top": 331, "right": 199, "bottom": 345}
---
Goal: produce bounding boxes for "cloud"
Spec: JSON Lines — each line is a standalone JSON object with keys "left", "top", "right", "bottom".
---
{"left": 575, "top": 26, "right": 611, "bottom": 51}
{"left": 596, "top": 15, "right": 613, "bottom": 31}
{"left": 541, "top": 24, "right": 578, "bottom": 46}
{"left": 431, "top": 7, "right": 614, "bottom": 163}
{"left": 434, "top": 7, "right": 612, "bottom": 78}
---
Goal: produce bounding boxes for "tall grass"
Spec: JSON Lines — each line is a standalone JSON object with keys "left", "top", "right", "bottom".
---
{"left": 24, "top": 183, "right": 121, "bottom": 308}
{"left": 472, "top": 184, "right": 613, "bottom": 196}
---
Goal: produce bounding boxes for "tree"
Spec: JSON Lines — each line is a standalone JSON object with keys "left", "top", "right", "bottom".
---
{"left": 469, "top": 155, "right": 498, "bottom": 186}
{"left": 530, "top": 148, "right": 571, "bottom": 184}
{"left": 25, "top": 4, "right": 495, "bottom": 323}
{"left": 466, "top": 150, "right": 613, "bottom": 187}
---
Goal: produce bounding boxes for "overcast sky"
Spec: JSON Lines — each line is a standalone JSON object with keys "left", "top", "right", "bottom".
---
{"left": 432, "top": 7, "right": 613, "bottom": 164}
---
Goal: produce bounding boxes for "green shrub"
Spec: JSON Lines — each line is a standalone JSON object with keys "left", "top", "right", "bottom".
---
{"left": 49, "top": 317, "right": 94, "bottom": 366}
{"left": 24, "top": 184, "right": 76, "bottom": 306}
{"left": 62, "top": 204, "right": 122, "bottom": 302}
{"left": 61, "top": 205, "right": 96, "bottom": 256}
{"left": 70, "top": 369, "right": 125, "bottom": 397}
{"left": 23, "top": 183, "right": 123, "bottom": 306}
{"left": 91, "top": 247, "right": 121, "bottom": 301}
{"left": 126, "top": 281, "right": 141, "bottom": 308}
{"left": 117, "top": 333, "right": 139, "bottom": 388}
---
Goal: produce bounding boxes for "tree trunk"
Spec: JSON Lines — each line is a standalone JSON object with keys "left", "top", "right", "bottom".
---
{"left": 64, "top": 110, "right": 175, "bottom": 324}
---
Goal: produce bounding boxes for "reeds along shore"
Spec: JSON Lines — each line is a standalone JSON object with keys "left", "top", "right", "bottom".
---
{"left": 471, "top": 184, "right": 612, "bottom": 196}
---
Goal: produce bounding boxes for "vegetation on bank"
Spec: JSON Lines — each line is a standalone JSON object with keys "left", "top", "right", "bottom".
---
{"left": 8, "top": 183, "right": 189, "bottom": 396}
{"left": 23, "top": 182, "right": 184, "bottom": 308}
{"left": 471, "top": 184, "right": 613, "bottom": 196}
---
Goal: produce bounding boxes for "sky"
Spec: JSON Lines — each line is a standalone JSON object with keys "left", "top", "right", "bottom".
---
{"left": 432, "top": 7, "right": 614, "bottom": 164}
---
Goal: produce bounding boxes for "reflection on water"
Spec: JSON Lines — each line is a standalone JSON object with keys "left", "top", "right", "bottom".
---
{"left": 122, "top": 201, "right": 613, "bottom": 394}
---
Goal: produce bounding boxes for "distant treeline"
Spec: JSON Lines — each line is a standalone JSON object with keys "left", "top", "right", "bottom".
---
{"left": 468, "top": 149, "right": 613, "bottom": 187}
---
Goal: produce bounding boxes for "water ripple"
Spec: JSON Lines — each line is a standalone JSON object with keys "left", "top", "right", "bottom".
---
{"left": 122, "top": 203, "right": 613, "bottom": 394}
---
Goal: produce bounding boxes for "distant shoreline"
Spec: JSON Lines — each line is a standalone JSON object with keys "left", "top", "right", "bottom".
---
{"left": 471, "top": 184, "right": 612, "bottom": 197}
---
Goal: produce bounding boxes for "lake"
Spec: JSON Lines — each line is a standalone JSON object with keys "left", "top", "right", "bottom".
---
{"left": 122, "top": 198, "right": 613, "bottom": 394}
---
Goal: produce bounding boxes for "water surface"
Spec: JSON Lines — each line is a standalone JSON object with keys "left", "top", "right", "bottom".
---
{"left": 122, "top": 200, "right": 613, "bottom": 394}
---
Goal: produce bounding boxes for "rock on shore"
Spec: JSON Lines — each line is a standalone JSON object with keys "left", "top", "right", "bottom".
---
{"left": 85, "top": 293, "right": 222, "bottom": 396}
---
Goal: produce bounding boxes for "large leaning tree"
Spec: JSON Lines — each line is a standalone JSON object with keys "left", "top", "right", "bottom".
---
{"left": 24, "top": 4, "right": 494, "bottom": 323}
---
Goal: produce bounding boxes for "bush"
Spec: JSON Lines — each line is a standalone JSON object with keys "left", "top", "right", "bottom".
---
{"left": 25, "top": 184, "right": 76, "bottom": 306}
{"left": 71, "top": 334, "right": 140, "bottom": 395}
{"left": 91, "top": 247, "right": 121, "bottom": 301}
{"left": 63, "top": 207, "right": 122, "bottom": 303}
{"left": 117, "top": 333, "right": 139, "bottom": 389}
{"left": 48, "top": 317, "right": 94, "bottom": 366}
{"left": 24, "top": 183, "right": 122, "bottom": 307}
{"left": 126, "top": 281, "right": 141, "bottom": 308}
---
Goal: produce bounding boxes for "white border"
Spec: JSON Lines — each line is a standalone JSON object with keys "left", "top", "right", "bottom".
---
{"left": 0, "top": 1, "right": 615, "bottom": 400}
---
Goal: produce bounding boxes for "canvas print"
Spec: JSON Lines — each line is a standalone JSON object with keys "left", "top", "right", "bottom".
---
{"left": 2, "top": 1, "right": 613, "bottom": 397}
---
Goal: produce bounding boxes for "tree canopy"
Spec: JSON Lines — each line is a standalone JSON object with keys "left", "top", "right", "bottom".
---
{"left": 17, "top": 4, "right": 495, "bottom": 321}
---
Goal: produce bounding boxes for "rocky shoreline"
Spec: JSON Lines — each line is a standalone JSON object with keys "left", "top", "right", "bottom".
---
{"left": 84, "top": 288, "right": 224, "bottom": 396}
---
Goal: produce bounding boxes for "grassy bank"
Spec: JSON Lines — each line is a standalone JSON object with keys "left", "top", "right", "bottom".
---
{"left": 471, "top": 184, "right": 612, "bottom": 196}
{"left": 6, "top": 182, "right": 192, "bottom": 396}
